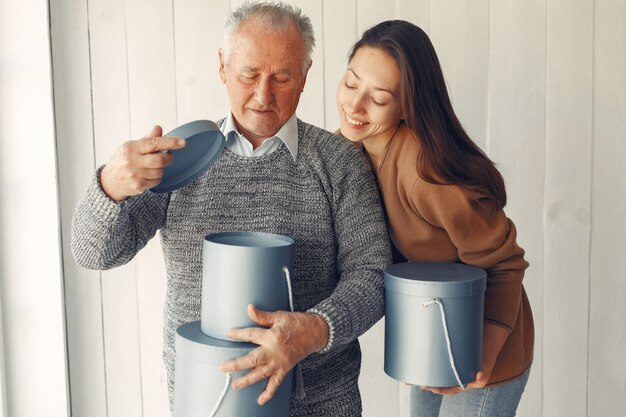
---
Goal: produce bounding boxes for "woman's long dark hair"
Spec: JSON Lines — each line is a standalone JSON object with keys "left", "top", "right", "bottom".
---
{"left": 350, "top": 20, "right": 507, "bottom": 209}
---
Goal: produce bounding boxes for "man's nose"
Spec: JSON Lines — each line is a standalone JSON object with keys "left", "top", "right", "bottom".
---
{"left": 254, "top": 77, "right": 273, "bottom": 106}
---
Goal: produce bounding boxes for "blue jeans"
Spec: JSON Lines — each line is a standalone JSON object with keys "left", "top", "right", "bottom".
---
{"left": 410, "top": 367, "right": 531, "bottom": 417}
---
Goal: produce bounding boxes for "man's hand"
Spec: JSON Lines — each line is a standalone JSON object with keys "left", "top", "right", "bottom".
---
{"left": 220, "top": 304, "right": 329, "bottom": 405}
{"left": 100, "top": 125, "right": 186, "bottom": 202}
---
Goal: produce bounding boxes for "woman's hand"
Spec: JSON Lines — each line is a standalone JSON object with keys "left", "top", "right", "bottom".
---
{"left": 220, "top": 304, "right": 329, "bottom": 405}
{"left": 420, "top": 368, "right": 493, "bottom": 396}
{"left": 420, "top": 322, "right": 508, "bottom": 396}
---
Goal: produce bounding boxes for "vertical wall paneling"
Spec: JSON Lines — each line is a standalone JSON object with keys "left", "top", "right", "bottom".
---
{"left": 89, "top": 0, "right": 131, "bottom": 165}
{"left": 0, "top": 0, "right": 69, "bottom": 415}
{"left": 174, "top": 0, "right": 230, "bottom": 124}
{"left": 543, "top": 0, "right": 593, "bottom": 415}
{"left": 359, "top": 321, "right": 399, "bottom": 417}
{"left": 125, "top": 0, "right": 178, "bottom": 135}
{"left": 487, "top": 2, "right": 546, "bottom": 415}
{"left": 322, "top": 0, "right": 357, "bottom": 131}
{"left": 49, "top": 0, "right": 108, "bottom": 415}
{"left": 134, "top": 250, "right": 170, "bottom": 417}
{"left": 357, "top": 0, "right": 396, "bottom": 36}
{"left": 395, "top": 0, "right": 430, "bottom": 33}
{"left": 88, "top": 1, "right": 144, "bottom": 415}
{"left": 229, "top": 0, "right": 249, "bottom": 11}
{"left": 430, "top": 0, "right": 489, "bottom": 149}
{"left": 589, "top": 1, "right": 626, "bottom": 416}
{"left": 290, "top": 0, "right": 325, "bottom": 128}
{"left": 0, "top": 290, "right": 5, "bottom": 416}
{"left": 125, "top": 1, "right": 178, "bottom": 415}
{"left": 398, "top": 384, "right": 411, "bottom": 417}
{"left": 101, "top": 260, "right": 143, "bottom": 417}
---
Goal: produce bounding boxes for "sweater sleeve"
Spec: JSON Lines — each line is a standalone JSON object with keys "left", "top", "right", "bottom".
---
{"left": 411, "top": 180, "right": 529, "bottom": 332}
{"left": 308, "top": 140, "right": 392, "bottom": 349}
{"left": 71, "top": 166, "right": 170, "bottom": 270}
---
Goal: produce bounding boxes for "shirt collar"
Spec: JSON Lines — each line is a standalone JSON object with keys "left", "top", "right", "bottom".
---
{"left": 220, "top": 112, "right": 299, "bottom": 160}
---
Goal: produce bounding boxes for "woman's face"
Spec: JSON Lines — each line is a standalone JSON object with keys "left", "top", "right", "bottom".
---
{"left": 337, "top": 46, "right": 404, "bottom": 145}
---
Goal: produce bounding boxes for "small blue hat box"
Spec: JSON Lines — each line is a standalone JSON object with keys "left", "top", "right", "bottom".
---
{"left": 201, "top": 231, "right": 295, "bottom": 341}
{"left": 173, "top": 321, "right": 292, "bottom": 417}
{"left": 384, "top": 262, "right": 486, "bottom": 387}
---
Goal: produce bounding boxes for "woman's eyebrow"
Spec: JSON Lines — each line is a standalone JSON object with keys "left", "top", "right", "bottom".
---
{"left": 347, "top": 68, "right": 396, "bottom": 96}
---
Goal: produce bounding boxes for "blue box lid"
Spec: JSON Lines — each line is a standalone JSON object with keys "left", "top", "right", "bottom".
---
{"left": 151, "top": 120, "right": 225, "bottom": 193}
{"left": 384, "top": 262, "right": 486, "bottom": 298}
{"left": 205, "top": 231, "right": 294, "bottom": 248}
{"left": 175, "top": 321, "right": 256, "bottom": 364}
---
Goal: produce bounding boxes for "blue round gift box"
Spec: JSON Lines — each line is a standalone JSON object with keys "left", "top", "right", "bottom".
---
{"left": 173, "top": 321, "right": 293, "bottom": 417}
{"left": 384, "top": 262, "right": 487, "bottom": 387}
{"left": 201, "top": 231, "right": 295, "bottom": 341}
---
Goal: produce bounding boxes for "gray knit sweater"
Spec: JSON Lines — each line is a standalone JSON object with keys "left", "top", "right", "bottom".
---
{"left": 71, "top": 119, "right": 391, "bottom": 416}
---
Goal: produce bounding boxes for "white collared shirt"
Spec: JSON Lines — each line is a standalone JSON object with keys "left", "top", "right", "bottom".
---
{"left": 220, "top": 112, "right": 298, "bottom": 160}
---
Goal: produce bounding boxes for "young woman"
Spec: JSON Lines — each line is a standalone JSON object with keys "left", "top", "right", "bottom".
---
{"left": 336, "top": 20, "right": 533, "bottom": 416}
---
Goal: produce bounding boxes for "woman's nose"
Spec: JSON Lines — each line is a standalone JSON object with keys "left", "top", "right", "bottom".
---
{"left": 348, "top": 92, "right": 366, "bottom": 114}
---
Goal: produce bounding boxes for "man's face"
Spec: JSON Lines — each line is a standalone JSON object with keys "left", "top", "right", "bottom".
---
{"left": 219, "top": 20, "right": 309, "bottom": 143}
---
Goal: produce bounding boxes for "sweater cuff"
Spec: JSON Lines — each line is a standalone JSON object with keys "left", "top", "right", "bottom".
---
{"left": 306, "top": 308, "right": 335, "bottom": 354}
{"left": 88, "top": 165, "right": 124, "bottom": 223}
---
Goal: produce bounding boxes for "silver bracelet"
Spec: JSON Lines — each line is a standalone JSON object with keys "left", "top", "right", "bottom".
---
{"left": 307, "top": 308, "right": 335, "bottom": 353}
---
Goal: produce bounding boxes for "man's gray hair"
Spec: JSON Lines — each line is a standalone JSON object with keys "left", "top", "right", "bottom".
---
{"left": 222, "top": 1, "right": 315, "bottom": 75}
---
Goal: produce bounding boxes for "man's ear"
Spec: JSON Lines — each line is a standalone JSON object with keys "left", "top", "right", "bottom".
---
{"left": 218, "top": 48, "right": 226, "bottom": 83}
{"left": 300, "top": 60, "right": 312, "bottom": 91}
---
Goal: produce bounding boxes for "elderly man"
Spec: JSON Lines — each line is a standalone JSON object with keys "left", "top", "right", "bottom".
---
{"left": 71, "top": 2, "right": 390, "bottom": 416}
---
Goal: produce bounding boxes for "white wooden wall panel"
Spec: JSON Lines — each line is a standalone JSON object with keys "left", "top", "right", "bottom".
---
{"left": 89, "top": 0, "right": 131, "bottom": 165}
{"left": 0, "top": 1, "right": 69, "bottom": 416}
{"left": 322, "top": 0, "right": 357, "bottom": 131}
{"left": 87, "top": 1, "right": 144, "bottom": 415}
{"left": 291, "top": 0, "right": 325, "bottom": 128}
{"left": 174, "top": 0, "right": 230, "bottom": 124}
{"left": 125, "top": 1, "right": 178, "bottom": 415}
{"left": 125, "top": 0, "right": 178, "bottom": 136}
{"left": 487, "top": 2, "right": 546, "bottom": 416}
{"left": 101, "top": 263, "right": 143, "bottom": 417}
{"left": 589, "top": 1, "right": 626, "bottom": 416}
{"left": 543, "top": 0, "right": 593, "bottom": 415}
{"left": 0, "top": 292, "right": 6, "bottom": 417}
{"left": 361, "top": 320, "right": 401, "bottom": 417}
{"left": 430, "top": 0, "right": 489, "bottom": 149}
{"left": 49, "top": 0, "right": 108, "bottom": 416}
{"left": 134, "top": 250, "right": 170, "bottom": 417}
{"left": 43, "top": 0, "right": 626, "bottom": 416}
{"left": 395, "top": 0, "right": 430, "bottom": 32}
{"left": 229, "top": 0, "right": 248, "bottom": 12}
{"left": 357, "top": 0, "right": 396, "bottom": 36}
